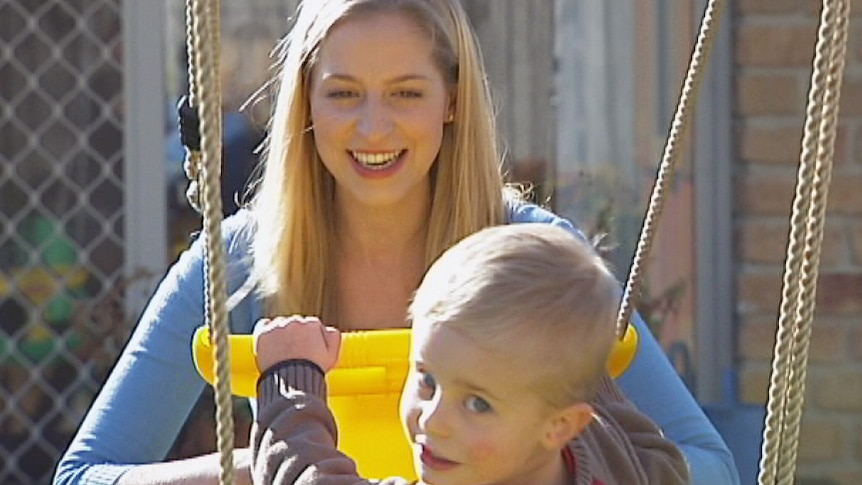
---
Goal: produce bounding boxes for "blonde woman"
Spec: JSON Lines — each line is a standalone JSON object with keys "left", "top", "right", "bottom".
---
{"left": 56, "top": 1, "right": 737, "bottom": 485}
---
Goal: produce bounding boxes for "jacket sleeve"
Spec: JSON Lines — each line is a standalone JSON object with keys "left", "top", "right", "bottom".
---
{"left": 508, "top": 202, "right": 740, "bottom": 485}
{"left": 252, "top": 362, "right": 409, "bottom": 485}
{"left": 576, "top": 376, "right": 691, "bottom": 485}
{"left": 53, "top": 212, "right": 259, "bottom": 485}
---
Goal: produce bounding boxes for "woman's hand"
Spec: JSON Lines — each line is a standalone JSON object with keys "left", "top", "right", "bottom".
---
{"left": 253, "top": 316, "right": 341, "bottom": 372}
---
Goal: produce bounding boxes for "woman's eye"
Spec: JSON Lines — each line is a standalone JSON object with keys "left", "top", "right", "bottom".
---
{"left": 465, "top": 396, "right": 492, "bottom": 414}
{"left": 327, "top": 90, "right": 358, "bottom": 99}
{"left": 394, "top": 89, "right": 422, "bottom": 99}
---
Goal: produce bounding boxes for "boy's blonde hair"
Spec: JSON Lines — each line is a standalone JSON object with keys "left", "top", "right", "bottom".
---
{"left": 408, "top": 224, "right": 619, "bottom": 408}
{"left": 251, "top": 0, "right": 518, "bottom": 322}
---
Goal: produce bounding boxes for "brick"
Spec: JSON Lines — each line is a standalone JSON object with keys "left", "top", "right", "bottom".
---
{"left": 735, "top": 73, "right": 805, "bottom": 116}
{"left": 799, "top": 469, "right": 862, "bottom": 485}
{"left": 812, "top": 369, "right": 862, "bottom": 411}
{"left": 738, "top": 364, "right": 771, "bottom": 404}
{"left": 816, "top": 273, "right": 862, "bottom": 314}
{"left": 855, "top": 124, "right": 862, "bottom": 168}
{"left": 736, "top": 23, "right": 819, "bottom": 67}
{"left": 736, "top": 221, "right": 789, "bottom": 264}
{"left": 739, "top": 318, "right": 851, "bottom": 365}
{"left": 852, "top": 323, "right": 862, "bottom": 361}
{"left": 830, "top": 125, "right": 852, "bottom": 168}
{"left": 738, "top": 316, "right": 778, "bottom": 361}
{"left": 854, "top": 18, "right": 862, "bottom": 63}
{"left": 852, "top": 224, "right": 862, "bottom": 264}
{"left": 796, "top": 476, "right": 842, "bottom": 485}
{"left": 839, "top": 78, "right": 862, "bottom": 116}
{"left": 798, "top": 416, "right": 846, "bottom": 462}
{"left": 830, "top": 469, "right": 862, "bottom": 485}
{"left": 736, "top": 220, "right": 848, "bottom": 267}
{"left": 735, "top": 171, "right": 797, "bottom": 215}
{"left": 859, "top": 422, "right": 862, "bottom": 461}
{"left": 827, "top": 173, "right": 862, "bottom": 214}
{"left": 735, "top": 0, "right": 819, "bottom": 15}
{"left": 740, "top": 320, "right": 850, "bottom": 369}
{"left": 738, "top": 122, "right": 805, "bottom": 164}
{"left": 736, "top": 271, "right": 783, "bottom": 316}
{"left": 808, "top": 319, "right": 851, "bottom": 363}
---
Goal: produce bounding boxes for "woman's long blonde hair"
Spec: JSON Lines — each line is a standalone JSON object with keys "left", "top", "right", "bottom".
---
{"left": 251, "top": 0, "right": 515, "bottom": 323}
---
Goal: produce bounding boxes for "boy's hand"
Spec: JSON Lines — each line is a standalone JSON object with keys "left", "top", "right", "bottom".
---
{"left": 253, "top": 316, "right": 341, "bottom": 373}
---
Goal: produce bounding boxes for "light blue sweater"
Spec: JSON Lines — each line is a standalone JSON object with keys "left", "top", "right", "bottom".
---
{"left": 54, "top": 204, "right": 739, "bottom": 485}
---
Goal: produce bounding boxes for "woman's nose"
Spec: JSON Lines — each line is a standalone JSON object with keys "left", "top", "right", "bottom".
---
{"left": 356, "top": 97, "right": 393, "bottom": 140}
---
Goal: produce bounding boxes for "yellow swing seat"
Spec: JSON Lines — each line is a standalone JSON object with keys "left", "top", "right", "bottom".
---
{"left": 193, "top": 324, "right": 638, "bottom": 479}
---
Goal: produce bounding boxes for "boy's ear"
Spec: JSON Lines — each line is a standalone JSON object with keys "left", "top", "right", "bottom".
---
{"left": 541, "top": 402, "right": 594, "bottom": 450}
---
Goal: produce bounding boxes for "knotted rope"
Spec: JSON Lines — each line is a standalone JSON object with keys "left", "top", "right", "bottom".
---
{"left": 758, "top": 1, "right": 849, "bottom": 484}
{"left": 184, "top": 1, "right": 235, "bottom": 484}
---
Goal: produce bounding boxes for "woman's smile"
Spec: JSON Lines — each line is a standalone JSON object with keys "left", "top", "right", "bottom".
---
{"left": 348, "top": 149, "right": 408, "bottom": 178}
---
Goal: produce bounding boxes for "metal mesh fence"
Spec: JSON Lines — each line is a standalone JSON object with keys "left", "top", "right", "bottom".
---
{"left": 0, "top": 1, "right": 130, "bottom": 483}
{"left": 0, "top": 2, "right": 295, "bottom": 483}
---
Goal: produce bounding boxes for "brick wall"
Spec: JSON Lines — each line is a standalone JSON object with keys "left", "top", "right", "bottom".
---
{"left": 734, "top": 0, "right": 862, "bottom": 483}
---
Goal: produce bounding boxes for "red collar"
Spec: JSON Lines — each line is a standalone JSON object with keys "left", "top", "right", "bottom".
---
{"left": 562, "top": 446, "right": 606, "bottom": 485}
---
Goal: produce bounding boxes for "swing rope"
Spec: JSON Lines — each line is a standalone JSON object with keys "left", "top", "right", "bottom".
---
{"left": 184, "top": 1, "right": 236, "bottom": 484}
{"left": 758, "top": 1, "right": 849, "bottom": 484}
{"left": 615, "top": 0, "right": 727, "bottom": 338}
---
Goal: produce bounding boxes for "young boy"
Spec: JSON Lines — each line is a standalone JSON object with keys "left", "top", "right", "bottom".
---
{"left": 250, "top": 224, "right": 691, "bottom": 485}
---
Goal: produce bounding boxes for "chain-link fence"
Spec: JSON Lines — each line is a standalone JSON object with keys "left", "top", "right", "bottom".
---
{"left": 0, "top": 1, "right": 295, "bottom": 483}
{"left": 0, "top": 1, "right": 132, "bottom": 483}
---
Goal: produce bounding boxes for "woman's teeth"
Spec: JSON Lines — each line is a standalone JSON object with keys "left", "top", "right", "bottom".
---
{"left": 351, "top": 150, "right": 402, "bottom": 169}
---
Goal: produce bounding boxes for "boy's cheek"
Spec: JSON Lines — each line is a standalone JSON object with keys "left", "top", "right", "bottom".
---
{"left": 465, "top": 436, "right": 498, "bottom": 462}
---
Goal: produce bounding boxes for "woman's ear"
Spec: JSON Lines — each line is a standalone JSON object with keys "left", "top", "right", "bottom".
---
{"left": 541, "top": 402, "right": 594, "bottom": 450}
{"left": 445, "top": 90, "right": 457, "bottom": 123}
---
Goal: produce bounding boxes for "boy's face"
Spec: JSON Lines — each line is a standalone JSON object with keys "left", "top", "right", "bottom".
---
{"left": 400, "top": 322, "right": 565, "bottom": 485}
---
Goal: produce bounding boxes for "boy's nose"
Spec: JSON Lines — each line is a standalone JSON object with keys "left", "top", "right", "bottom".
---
{"left": 418, "top": 395, "right": 452, "bottom": 438}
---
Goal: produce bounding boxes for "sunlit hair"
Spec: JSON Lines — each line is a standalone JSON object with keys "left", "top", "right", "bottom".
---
{"left": 408, "top": 224, "right": 619, "bottom": 408}
{"left": 250, "top": 0, "right": 518, "bottom": 321}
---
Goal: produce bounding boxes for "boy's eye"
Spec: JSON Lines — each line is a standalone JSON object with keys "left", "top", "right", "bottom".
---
{"left": 418, "top": 371, "right": 437, "bottom": 391}
{"left": 464, "top": 396, "right": 492, "bottom": 414}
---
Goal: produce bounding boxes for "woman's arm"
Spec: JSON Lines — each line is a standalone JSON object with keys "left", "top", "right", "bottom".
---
{"left": 618, "top": 314, "right": 739, "bottom": 485}
{"left": 54, "top": 213, "right": 259, "bottom": 485}
{"left": 509, "top": 202, "right": 740, "bottom": 485}
{"left": 115, "top": 450, "right": 252, "bottom": 485}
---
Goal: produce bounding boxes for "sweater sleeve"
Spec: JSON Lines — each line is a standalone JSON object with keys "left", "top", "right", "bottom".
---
{"left": 252, "top": 362, "right": 410, "bottom": 485}
{"left": 575, "top": 376, "right": 691, "bottom": 485}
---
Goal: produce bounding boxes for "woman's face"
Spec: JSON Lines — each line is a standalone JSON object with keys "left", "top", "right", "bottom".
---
{"left": 309, "top": 11, "right": 452, "bottom": 211}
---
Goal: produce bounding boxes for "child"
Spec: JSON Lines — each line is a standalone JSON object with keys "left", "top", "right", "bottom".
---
{"left": 250, "top": 224, "right": 690, "bottom": 485}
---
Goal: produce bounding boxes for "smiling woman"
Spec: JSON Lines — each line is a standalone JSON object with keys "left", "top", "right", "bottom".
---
{"left": 54, "top": 1, "right": 738, "bottom": 484}
{"left": 307, "top": 10, "right": 451, "bottom": 212}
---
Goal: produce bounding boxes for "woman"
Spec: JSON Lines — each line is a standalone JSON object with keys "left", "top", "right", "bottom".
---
{"left": 55, "top": 1, "right": 738, "bottom": 484}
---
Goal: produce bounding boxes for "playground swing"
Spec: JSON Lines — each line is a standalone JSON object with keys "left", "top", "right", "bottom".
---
{"left": 179, "top": 0, "right": 850, "bottom": 484}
